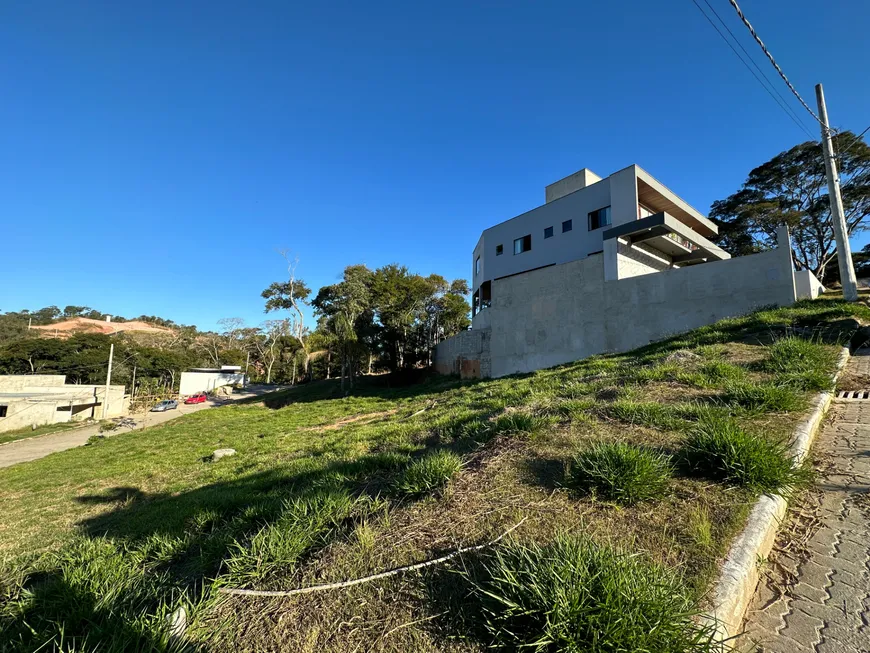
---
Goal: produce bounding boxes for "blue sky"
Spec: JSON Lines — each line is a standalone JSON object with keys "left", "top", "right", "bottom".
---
{"left": 2, "top": 1, "right": 868, "bottom": 332}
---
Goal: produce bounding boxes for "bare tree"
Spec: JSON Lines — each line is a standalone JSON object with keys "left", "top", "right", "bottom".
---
{"left": 262, "top": 252, "right": 312, "bottom": 380}
{"left": 252, "top": 319, "right": 288, "bottom": 384}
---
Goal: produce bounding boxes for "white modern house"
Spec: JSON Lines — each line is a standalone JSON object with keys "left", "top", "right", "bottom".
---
{"left": 435, "top": 164, "right": 824, "bottom": 379}
{"left": 179, "top": 366, "right": 247, "bottom": 395}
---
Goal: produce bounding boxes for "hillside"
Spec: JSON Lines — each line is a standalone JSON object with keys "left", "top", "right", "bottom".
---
{"left": 0, "top": 296, "right": 868, "bottom": 652}
{"left": 31, "top": 317, "right": 173, "bottom": 339}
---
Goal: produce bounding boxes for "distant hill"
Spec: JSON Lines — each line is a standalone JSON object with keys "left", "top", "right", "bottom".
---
{"left": 31, "top": 317, "right": 173, "bottom": 339}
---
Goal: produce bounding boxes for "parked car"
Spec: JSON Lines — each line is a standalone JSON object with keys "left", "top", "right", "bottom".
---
{"left": 150, "top": 400, "right": 178, "bottom": 412}
{"left": 184, "top": 393, "right": 207, "bottom": 405}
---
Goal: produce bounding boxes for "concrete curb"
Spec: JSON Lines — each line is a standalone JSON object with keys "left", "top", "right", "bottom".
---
{"left": 703, "top": 346, "right": 850, "bottom": 643}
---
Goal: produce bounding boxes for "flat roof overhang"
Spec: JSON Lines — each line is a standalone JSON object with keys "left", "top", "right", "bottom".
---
{"left": 603, "top": 212, "right": 730, "bottom": 265}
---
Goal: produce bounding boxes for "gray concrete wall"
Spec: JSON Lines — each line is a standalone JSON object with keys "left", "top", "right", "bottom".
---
{"left": 0, "top": 400, "right": 61, "bottom": 432}
{"left": 432, "top": 330, "right": 491, "bottom": 379}
{"left": 795, "top": 269, "right": 825, "bottom": 300}
{"left": 0, "top": 375, "right": 66, "bottom": 391}
{"left": 617, "top": 240, "right": 671, "bottom": 278}
{"left": 487, "top": 234, "right": 796, "bottom": 378}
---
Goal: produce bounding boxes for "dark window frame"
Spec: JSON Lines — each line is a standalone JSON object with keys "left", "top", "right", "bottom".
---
{"left": 562, "top": 219, "right": 573, "bottom": 233}
{"left": 475, "top": 256, "right": 480, "bottom": 276}
{"left": 544, "top": 226, "right": 554, "bottom": 239}
{"left": 495, "top": 244, "right": 503, "bottom": 256}
{"left": 513, "top": 234, "right": 532, "bottom": 255}
{"left": 588, "top": 206, "right": 612, "bottom": 231}
{"left": 0, "top": 405, "right": 7, "bottom": 418}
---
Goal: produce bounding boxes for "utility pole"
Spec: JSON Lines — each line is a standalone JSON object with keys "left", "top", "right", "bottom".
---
{"left": 244, "top": 351, "right": 250, "bottom": 387}
{"left": 816, "top": 83, "right": 858, "bottom": 301}
{"left": 102, "top": 343, "right": 114, "bottom": 419}
{"left": 131, "top": 365, "right": 137, "bottom": 401}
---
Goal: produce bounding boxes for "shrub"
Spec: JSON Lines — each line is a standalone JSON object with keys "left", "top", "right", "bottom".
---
{"left": 468, "top": 535, "right": 719, "bottom": 652}
{"left": 569, "top": 441, "right": 673, "bottom": 504}
{"left": 721, "top": 380, "right": 806, "bottom": 413}
{"left": 394, "top": 450, "right": 462, "bottom": 497}
{"left": 682, "top": 416, "right": 810, "bottom": 494}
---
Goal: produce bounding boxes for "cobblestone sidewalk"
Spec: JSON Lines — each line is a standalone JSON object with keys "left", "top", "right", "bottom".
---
{"left": 739, "top": 351, "right": 870, "bottom": 652}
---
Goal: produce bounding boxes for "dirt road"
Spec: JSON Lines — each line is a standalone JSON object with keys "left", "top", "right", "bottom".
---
{"left": 0, "top": 385, "right": 286, "bottom": 469}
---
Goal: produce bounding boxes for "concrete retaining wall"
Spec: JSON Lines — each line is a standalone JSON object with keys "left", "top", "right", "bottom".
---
{"left": 795, "top": 269, "right": 825, "bottom": 300}
{"left": 488, "top": 238, "right": 795, "bottom": 377}
{"left": 432, "top": 330, "right": 491, "bottom": 379}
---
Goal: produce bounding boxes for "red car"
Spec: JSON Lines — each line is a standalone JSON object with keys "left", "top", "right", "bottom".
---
{"left": 184, "top": 392, "right": 208, "bottom": 405}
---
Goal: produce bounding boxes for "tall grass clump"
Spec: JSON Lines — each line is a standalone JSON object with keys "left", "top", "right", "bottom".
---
{"left": 603, "top": 400, "right": 685, "bottom": 431}
{"left": 762, "top": 336, "right": 837, "bottom": 391}
{"left": 490, "top": 411, "right": 553, "bottom": 438}
{"left": 722, "top": 380, "right": 806, "bottom": 413}
{"left": 468, "top": 535, "right": 719, "bottom": 652}
{"left": 682, "top": 416, "right": 810, "bottom": 494}
{"left": 394, "top": 450, "right": 462, "bottom": 497}
{"left": 569, "top": 441, "right": 673, "bottom": 505}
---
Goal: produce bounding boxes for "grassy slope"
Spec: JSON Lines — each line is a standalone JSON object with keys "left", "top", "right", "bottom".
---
{"left": 0, "top": 421, "right": 88, "bottom": 446}
{"left": 0, "top": 297, "right": 867, "bottom": 652}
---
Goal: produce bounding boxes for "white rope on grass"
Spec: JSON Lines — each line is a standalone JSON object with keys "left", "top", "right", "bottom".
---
{"left": 217, "top": 517, "right": 527, "bottom": 598}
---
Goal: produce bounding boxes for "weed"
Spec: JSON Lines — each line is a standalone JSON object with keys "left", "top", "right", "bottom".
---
{"left": 467, "top": 534, "right": 719, "bottom": 652}
{"left": 761, "top": 336, "right": 837, "bottom": 391}
{"left": 682, "top": 416, "right": 811, "bottom": 494}
{"left": 393, "top": 450, "right": 462, "bottom": 497}
{"left": 569, "top": 441, "right": 673, "bottom": 504}
{"left": 603, "top": 400, "right": 685, "bottom": 431}
{"left": 687, "top": 506, "right": 713, "bottom": 550}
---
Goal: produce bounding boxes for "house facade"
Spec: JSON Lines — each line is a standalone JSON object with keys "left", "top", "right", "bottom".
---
{"left": 436, "top": 165, "right": 822, "bottom": 379}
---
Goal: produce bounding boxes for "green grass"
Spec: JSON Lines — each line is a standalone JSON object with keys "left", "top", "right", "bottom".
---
{"left": 0, "top": 297, "right": 859, "bottom": 652}
{"left": 569, "top": 441, "right": 673, "bottom": 504}
{"left": 682, "top": 415, "right": 811, "bottom": 494}
{"left": 393, "top": 450, "right": 462, "bottom": 497}
{"left": 0, "top": 421, "right": 89, "bottom": 446}
{"left": 467, "top": 534, "right": 719, "bottom": 652}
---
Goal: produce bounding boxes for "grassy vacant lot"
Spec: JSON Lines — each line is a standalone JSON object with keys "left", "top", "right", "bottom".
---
{"left": 1, "top": 297, "right": 867, "bottom": 652}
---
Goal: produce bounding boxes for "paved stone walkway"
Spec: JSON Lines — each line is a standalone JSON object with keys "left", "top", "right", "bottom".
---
{"left": 740, "top": 350, "right": 870, "bottom": 652}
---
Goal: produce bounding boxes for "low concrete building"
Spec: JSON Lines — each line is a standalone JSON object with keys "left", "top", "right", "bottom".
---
{"left": 0, "top": 375, "right": 128, "bottom": 433}
{"left": 179, "top": 366, "right": 246, "bottom": 395}
{"left": 436, "top": 165, "right": 824, "bottom": 379}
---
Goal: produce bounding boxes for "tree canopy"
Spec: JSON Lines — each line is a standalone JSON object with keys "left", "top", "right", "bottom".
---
{"left": 710, "top": 131, "right": 870, "bottom": 280}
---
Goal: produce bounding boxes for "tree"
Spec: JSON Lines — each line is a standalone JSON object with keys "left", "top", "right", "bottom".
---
{"left": 710, "top": 131, "right": 870, "bottom": 279}
{"left": 262, "top": 253, "right": 313, "bottom": 380}
{"left": 251, "top": 320, "right": 288, "bottom": 384}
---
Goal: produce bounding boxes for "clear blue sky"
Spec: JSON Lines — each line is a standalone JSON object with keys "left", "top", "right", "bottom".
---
{"left": 3, "top": 1, "right": 868, "bottom": 332}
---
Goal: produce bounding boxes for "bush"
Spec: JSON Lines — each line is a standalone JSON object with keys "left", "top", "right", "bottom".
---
{"left": 569, "top": 441, "right": 673, "bottom": 505}
{"left": 682, "top": 416, "right": 810, "bottom": 494}
{"left": 468, "top": 535, "right": 719, "bottom": 652}
{"left": 394, "top": 450, "right": 462, "bottom": 497}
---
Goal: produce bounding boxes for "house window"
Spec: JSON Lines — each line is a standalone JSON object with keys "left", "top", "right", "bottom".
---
{"left": 544, "top": 226, "right": 554, "bottom": 239}
{"left": 588, "top": 206, "right": 612, "bottom": 230}
{"left": 496, "top": 244, "right": 503, "bottom": 256}
{"left": 0, "top": 406, "right": 7, "bottom": 418}
{"left": 475, "top": 256, "right": 480, "bottom": 275}
{"left": 513, "top": 234, "right": 532, "bottom": 254}
{"left": 562, "top": 219, "right": 573, "bottom": 233}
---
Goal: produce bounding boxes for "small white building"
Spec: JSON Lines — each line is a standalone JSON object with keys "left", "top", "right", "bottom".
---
{"left": 179, "top": 366, "right": 247, "bottom": 395}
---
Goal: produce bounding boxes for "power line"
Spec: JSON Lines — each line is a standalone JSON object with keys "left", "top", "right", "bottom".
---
{"left": 833, "top": 124, "right": 870, "bottom": 160}
{"left": 726, "top": 0, "right": 824, "bottom": 128}
{"left": 690, "top": 0, "right": 816, "bottom": 139}
{"left": 699, "top": 0, "right": 815, "bottom": 138}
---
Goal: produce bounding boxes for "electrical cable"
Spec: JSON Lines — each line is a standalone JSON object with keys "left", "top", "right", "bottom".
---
{"left": 726, "top": 0, "right": 824, "bottom": 127}
{"left": 698, "top": 0, "right": 815, "bottom": 138}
